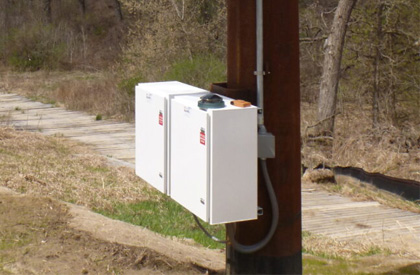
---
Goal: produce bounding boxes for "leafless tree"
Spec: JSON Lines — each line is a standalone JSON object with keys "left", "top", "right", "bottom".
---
{"left": 372, "top": 0, "right": 384, "bottom": 128}
{"left": 316, "top": 0, "right": 358, "bottom": 136}
{"left": 113, "top": 0, "right": 123, "bottom": 21}
{"left": 78, "top": 0, "right": 86, "bottom": 15}
{"left": 44, "top": 0, "right": 52, "bottom": 23}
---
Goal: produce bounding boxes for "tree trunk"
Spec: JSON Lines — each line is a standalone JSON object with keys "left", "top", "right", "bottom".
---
{"left": 113, "top": 0, "right": 123, "bottom": 21}
{"left": 44, "top": 0, "right": 52, "bottom": 23}
{"left": 316, "top": 0, "right": 357, "bottom": 136}
{"left": 78, "top": 0, "right": 86, "bottom": 15}
{"left": 372, "top": 1, "right": 384, "bottom": 128}
{"left": 0, "top": 0, "right": 8, "bottom": 33}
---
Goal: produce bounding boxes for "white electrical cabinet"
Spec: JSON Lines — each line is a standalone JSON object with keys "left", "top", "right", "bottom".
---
{"left": 136, "top": 81, "right": 258, "bottom": 225}
{"left": 135, "top": 81, "right": 205, "bottom": 194}
{"left": 170, "top": 94, "right": 258, "bottom": 224}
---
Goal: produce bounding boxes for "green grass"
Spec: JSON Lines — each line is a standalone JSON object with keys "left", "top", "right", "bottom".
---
{"left": 358, "top": 246, "right": 389, "bottom": 257}
{"left": 86, "top": 166, "right": 109, "bottom": 173}
{"left": 303, "top": 256, "right": 369, "bottom": 275}
{"left": 0, "top": 232, "right": 31, "bottom": 251}
{"left": 27, "top": 95, "right": 57, "bottom": 106}
{"left": 118, "top": 74, "right": 145, "bottom": 97}
{"left": 97, "top": 194, "right": 226, "bottom": 249}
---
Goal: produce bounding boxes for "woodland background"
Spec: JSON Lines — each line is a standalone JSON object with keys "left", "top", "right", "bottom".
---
{"left": 0, "top": 0, "right": 419, "bottom": 181}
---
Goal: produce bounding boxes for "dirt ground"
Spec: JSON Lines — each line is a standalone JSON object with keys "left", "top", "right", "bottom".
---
{"left": 0, "top": 188, "right": 224, "bottom": 275}
{"left": 3, "top": 187, "right": 420, "bottom": 275}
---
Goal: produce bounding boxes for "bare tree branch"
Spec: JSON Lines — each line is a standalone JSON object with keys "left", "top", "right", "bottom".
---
{"left": 169, "top": 0, "right": 185, "bottom": 20}
{"left": 299, "top": 35, "right": 328, "bottom": 43}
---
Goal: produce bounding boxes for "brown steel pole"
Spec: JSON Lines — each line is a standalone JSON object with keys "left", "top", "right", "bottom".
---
{"left": 213, "top": 0, "right": 301, "bottom": 273}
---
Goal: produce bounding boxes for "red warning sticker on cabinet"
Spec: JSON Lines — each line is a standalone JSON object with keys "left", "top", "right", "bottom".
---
{"left": 158, "top": 111, "right": 163, "bottom": 126}
{"left": 200, "top": 128, "right": 205, "bottom": 145}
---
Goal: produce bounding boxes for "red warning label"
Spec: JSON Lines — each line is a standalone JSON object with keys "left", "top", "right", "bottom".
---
{"left": 158, "top": 111, "right": 163, "bottom": 126}
{"left": 200, "top": 128, "right": 205, "bottom": 145}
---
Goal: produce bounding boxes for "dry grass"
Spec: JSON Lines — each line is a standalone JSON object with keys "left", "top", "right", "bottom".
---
{"left": 119, "top": 0, "right": 226, "bottom": 82}
{"left": 301, "top": 101, "right": 420, "bottom": 182}
{"left": 54, "top": 75, "right": 134, "bottom": 121}
{"left": 302, "top": 168, "right": 335, "bottom": 183}
{"left": 0, "top": 127, "right": 149, "bottom": 211}
{"left": 302, "top": 168, "right": 420, "bottom": 214}
{"left": 327, "top": 175, "right": 420, "bottom": 213}
{"left": 303, "top": 231, "right": 391, "bottom": 259}
{"left": 303, "top": 232, "right": 420, "bottom": 274}
{"left": 0, "top": 123, "right": 418, "bottom": 273}
{"left": 303, "top": 218, "right": 420, "bottom": 263}
{"left": 0, "top": 70, "right": 134, "bottom": 121}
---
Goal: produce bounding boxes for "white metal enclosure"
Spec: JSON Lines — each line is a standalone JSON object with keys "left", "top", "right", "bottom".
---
{"left": 135, "top": 81, "right": 205, "bottom": 194}
{"left": 170, "top": 94, "right": 258, "bottom": 224}
{"left": 135, "top": 82, "right": 258, "bottom": 224}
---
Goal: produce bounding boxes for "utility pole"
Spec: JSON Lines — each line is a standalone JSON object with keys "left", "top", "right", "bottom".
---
{"left": 211, "top": 0, "right": 301, "bottom": 273}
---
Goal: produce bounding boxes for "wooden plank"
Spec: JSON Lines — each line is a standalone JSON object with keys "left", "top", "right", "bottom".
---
{"left": 327, "top": 225, "right": 420, "bottom": 239}
{"left": 0, "top": 101, "right": 52, "bottom": 110}
{"left": 8, "top": 119, "right": 133, "bottom": 133}
{"left": 116, "top": 157, "right": 135, "bottom": 164}
{"left": 0, "top": 97, "right": 32, "bottom": 103}
{"left": 5, "top": 115, "right": 96, "bottom": 126}
{"left": 303, "top": 211, "right": 419, "bottom": 227}
{"left": 69, "top": 137, "right": 134, "bottom": 146}
{"left": 0, "top": 93, "right": 27, "bottom": 100}
{"left": 303, "top": 201, "right": 380, "bottom": 211}
{"left": 5, "top": 110, "right": 96, "bottom": 121}
{"left": 70, "top": 138, "right": 134, "bottom": 150}
{"left": 340, "top": 229, "right": 420, "bottom": 239}
{"left": 5, "top": 107, "right": 86, "bottom": 116}
{"left": 38, "top": 124, "right": 134, "bottom": 133}
{"left": 93, "top": 145, "right": 135, "bottom": 151}
{"left": 303, "top": 215, "right": 420, "bottom": 235}
{"left": 304, "top": 213, "right": 420, "bottom": 227}
{"left": 97, "top": 151, "right": 134, "bottom": 160}
{"left": 66, "top": 131, "right": 135, "bottom": 141}
{"left": 303, "top": 218, "right": 420, "bottom": 234}
{"left": 0, "top": 106, "right": 55, "bottom": 115}
{"left": 302, "top": 214, "right": 420, "bottom": 233}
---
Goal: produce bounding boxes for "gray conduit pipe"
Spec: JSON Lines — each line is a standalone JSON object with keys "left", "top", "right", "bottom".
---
{"left": 228, "top": 159, "right": 279, "bottom": 253}
{"left": 256, "top": 0, "right": 265, "bottom": 127}
{"left": 228, "top": 0, "right": 280, "bottom": 254}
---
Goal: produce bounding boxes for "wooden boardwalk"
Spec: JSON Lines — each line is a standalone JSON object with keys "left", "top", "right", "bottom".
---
{"left": 1, "top": 93, "right": 419, "bottom": 255}
{"left": 0, "top": 93, "right": 135, "bottom": 164}
{"left": 302, "top": 186, "right": 420, "bottom": 256}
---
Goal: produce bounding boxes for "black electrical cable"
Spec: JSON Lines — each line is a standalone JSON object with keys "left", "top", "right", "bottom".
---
{"left": 193, "top": 158, "right": 279, "bottom": 253}
{"left": 193, "top": 214, "right": 227, "bottom": 244}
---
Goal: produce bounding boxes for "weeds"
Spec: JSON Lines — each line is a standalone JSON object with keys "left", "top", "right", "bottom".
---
{"left": 301, "top": 102, "right": 420, "bottom": 183}
{"left": 54, "top": 73, "right": 134, "bottom": 121}
{"left": 97, "top": 195, "right": 225, "bottom": 249}
{"left": 2, "top": 23, "right": 67, "bottom": 71}
{"left": 118, "top": 74, "right": 145, "bottom": 97}
{"left": 0, "top": 127, "right": 147, "bottom": 211}
{"left": 326, "top": 175, "right": 420, "bottom": 214}
{"left": 303, "top": 230, "right": 392, "bottom": 260}
{"left": 303, "top": 256, "right": 359, "bottom": 275}
{"left": 163, "top": 54, "right": 226, "bottom": 89}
